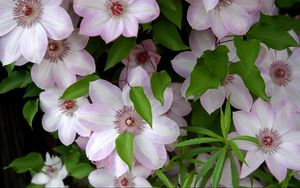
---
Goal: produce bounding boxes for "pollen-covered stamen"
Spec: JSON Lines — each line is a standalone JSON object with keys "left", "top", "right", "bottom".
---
{"left": 44, "top": 40, "right": 70, "bottom": 63}
{"left": 222, "top": 74, "right": 234, "bottom": 85}
{"left": 136, "top": 52, "right": 148, "bottom": 64}
{"left": 114, "top": 173, "right": 135, "bottom": 187}
{"left": 59, "top": 99, "right": 78, "bottom": 116}
{"left": 13, "top": 0, "right": 43, "bottom": 27}
{"left": 257, "top": 128, "right": 282, "bottom": 154}
{"left": 218, "top": 0, "right": 233, "bottom": 8}
{"left": 106, "top": 1, "right": 123, "bottom": 16}
{"left": 114, "top": 106, "right": 145, "bottom": 135}
{"left": 269, "top": 61, "right": 292, "bottom": 87}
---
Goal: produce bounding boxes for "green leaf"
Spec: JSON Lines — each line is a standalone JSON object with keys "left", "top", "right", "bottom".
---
{"left": 234, "top": 37, "right": 260, "bottom": 74}
{"left": 151, "top": 70, "right": 171, "bottom": 105}
{"left": 182, "top": 171, "right": 195, "bottom": 188}
{"left": 86, "top": 37, "right": 107, "bottom": 60}
{"left": 6, "top": 152, "right": 44, "bottom": 173}
{"left": 176, "top": 137, "right": 221, "bottom": 147}
{"left": 129, "top": 86, "right": 152, "bottom": 126}
{"left": 61, "top": 149, "right": 81, "bottom": 172}
{"left": 0, "top": 70, "right": 32, "bottom": 94}
{"left": 157, "top": 0, "right": 182, "bottom": 28}
{"left": 230, "top": 141, "right": 246, "bottom": 164}
{"left": 229, "top": 153, "right": 239, "bottom": 188}
{"left": 181, "top": 147, "right": 221, "bottom": 159}
{"left": 153, "top": 21, "right": 189, "bottom": 51}
{"left": 212, "top": 146, "right": 228, "bottom": 188}
{"left": 156, "top": 170, "right": 175, "bottom": 188}
{"left": 71, "top": 163, "right": 94, "bottom": 179}
{"left": 247, "top": 23, "right": 298, "bottom": 50}
{"left": 61, "top": 74, "right": 100, "bottom": 100}
{"left": 23, "top": 84, "right": 42, "bottom": 98}
{"left": 186, "top": 127, "right": 224, "bottom": 140}
{"left": 105, "top": 37, "right": 136, "bottom": 70}
{"left": 281, "top": 170, "right": 294, "bottom": 188}
{"left": 26, "top": 184, "right": 43, "bottom": 188}
{"left": 220, "top": 99, "right": 231, "bottom": 139}
{"left": 5, "top": 63, "right": 14, "bottom": 75}
{"left": 261, "top": 14, "right": 300, "bottom": 35}
{"left": 22, "top": 99, "right": 39, "bottom": 128}
{"left": 115, "top": 132, "right": 134, "bottom": 170}
{"left": 276, "top": 0, "right": 300, "bottom": 8}
{"left": 186, "top": 59, "right": 219, "bottom": 99}
{"left": 230, "top": 135, "right": 259, "bottom": 145}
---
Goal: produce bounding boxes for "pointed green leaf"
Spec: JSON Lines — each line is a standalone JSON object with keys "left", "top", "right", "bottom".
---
{"left": 23, "top": 84, "right": 42, "bottom": 98}
{"left": 0, "top": 70, "right": 32, "bottom": 94}
{"left": 151, "top": 70, "right": 171, "bottom": 105}
{"left": 153, "top": 21, "right": 189, "bottom": 51}
{"left": 157, "top": 0, "right": 182, "bottom": 28}
{"left": 176, "top": 137, "right": 221, "bottom": 147}
{"left": 261, "top": 15, "right": 300, "bottom": 35}
{"left": 187, "top": 127, "right": 224, "bottom": 140}
{"left": 220, "top": 99, "right": 231, "bottom": 139}
{"left": 116, "top": 132, "right": 134, "bottom": 170}
{"left": 156, "top": 170, "right": 175, "bottom": 188}
{"left": 212, "top": 145, "right": 228, "bottom": 188}
{"left": 229, "top": 153, "right": 239, "bottom": 188}
{"left": 6, "top": 152, "right": 44, "bottom": 173}
{"left": 22, "top": 99, "right": 39, "bottom": 128}
{"left": 182, "top": 171, "right": 195, "bottom": 188}
{"left": 61, "top": 148, "right": 81, "bottom": 172}
{"left": 71, "top": 163, "right": 94, "bottom": 179}
{"left": 61, "top": 74, "right": 100, "bottom": 100}
{"left": 230, "top": 141, "right": 247, "bottom": 164}
{"left": 231, "top": 135, "right": 259, "bottom": 145}
{"left": 105, "top": 37, "right": 136, "bottom": 70}
{"left": 129, "top": 86, "right": 152, "bottom": 126}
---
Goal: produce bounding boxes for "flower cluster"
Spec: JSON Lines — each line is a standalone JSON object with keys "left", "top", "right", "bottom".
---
{"left": 2, "top": 0, "right": 300, "bottom": 188}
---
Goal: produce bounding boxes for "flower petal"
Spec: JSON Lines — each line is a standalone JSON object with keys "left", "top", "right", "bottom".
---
{"left": 63, "top": 51, "right": 95, "bottom": 76}
{"left": 66, "top": 29, "right": 89, "bottom": 50}
{"left": 104, "top": 150, "right": 128, "bottom": 177}
{"left": 98, "top": 17, "right": 124, "bottom": 43}
{"left": 88, "top": 169, "right": 115, "bottom": 187}
{"left": 131, "top": 165, "right": 152, "bottom": 178}
{"left": 203, "top": 0, "right": 219, "bottom": 11}
{"left": 189, "top": 30, "right": 216, "bottom": 55}
{"left": 122, "top": 14, "right": 139, "bottom": 37}
{"left": 233, "top": 111, "right": 261, "bottom": 136}
{"left": 200, "top": 87, "right": 226, "bottom": 114}
{"left": 251, "top": 98, "right": 274, "bottom": 129}
{"left": 240, "top": 149, "right": 265, "bottom": 178}
{"left": 127, "top": 0, "right": 160, "bottom": 23}
{"left": 171, "top": 51, "right": 198, "bottom": 78}
{"left": 187, "top": 3, "right": 210, "bottom": 31}
{"left": 266, "top": 154, "right": 287, "bottom": 182}
{"left": 52, "top": 61, "right": 77, "bottom": 89}
{"left": 31, "top": 172, "right": 50, "bottom": 185}
{"left": 58, "top": 116, "right": 77, "bottom": 146}
{"left": 45, "top": 178, "right": 65, "bottom": 188}
{"left": 210, "top": 10, "right": 228, "bottom": 39}
{"left": 0, "top": 7, "right": 16, "bottom": 36}
{"left": 31, "top": 60, "right": 54, "bottom": 89}
{"left": 42, "top": 109, "right": 61, "bottom": 132}
{"left": 275, "top": 143, "right": 300, "bottom": 170}
{"left": 133, "top": 177, "right": 152, "bottom": 187}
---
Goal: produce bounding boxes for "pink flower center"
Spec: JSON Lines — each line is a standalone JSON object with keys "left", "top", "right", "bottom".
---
{"left": 63, "top": 100, "right": 76, "bottom": 110}
{"left": 45, "top": 40, "right": 69, "bottom": 63}
{"left": 218, "top": 0, "right": 233, "bottom": 8}
{"left": 59, "top": 99, "right": 77, "bottom": 116}
{"left": 13, "top": 0, "right": 43, "bottom": 27}
{"left": 223, "top": 74, "right": 234, "bottom": 85}
{"left": 115, "top": 173, "right": 135, "bottom": 187}
{"left": 136, "top": 52, "right": 148, "bottom": 64}
{"left": 257, "top": 128, "right": 282, "bottom": 153}
{"left": 121, "top": 178, "right": 129, "bottom": 186}
{"left": 110, "top": 1, "right": 123, "bottom": 16}
{"left": 114, "top": 106, "right": 145, "bottom": 135}
{"left": 269, "top": 61, "right": 292, "bottom": 87}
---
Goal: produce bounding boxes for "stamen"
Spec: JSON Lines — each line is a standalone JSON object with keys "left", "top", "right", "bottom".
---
{"left": 136, "top": 52, "right": 148, "bottom": 64}
{"left": 223, "top": 74, "right": 234, "bottom": 86}
{"left": 218, "top": 0, "right": 233, "bottom": 8}
{"left": 257, "top": 128, "right": 282, "bottom": 154}
{"left": 114, "top": 173, "right": 135, "bottom": 187}
{"left": 13, "top": 0, "right": 43, "bottom": 27}
{"left": 59, "top": 99, "right": 77, "bottom": 116}
{"left": 44, "top": 40, "right": 69, "bottom": 63}
{"left": 106, "top": 1, "right": 124, "bottom": 16}
{"left": 269, "top": 61, "right": 292, "bottom": 87}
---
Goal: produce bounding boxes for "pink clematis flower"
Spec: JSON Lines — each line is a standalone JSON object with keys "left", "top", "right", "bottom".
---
{"left": 39, "top": 87, "right": 91, "bottom": 146}
{"left": 62, "top": 0, "right": 80, "bottom": 26}
{"left": 31, "top": 153, "right": 68, "bottom": 188}
{"left": 88, "top": 165, "right": 152, "bottom": 187}
{"left": 0, "top": 0, "right": 73, "bottom": 65}
{"left": 31, "top": 29, "right": 95, "bottom": 89}
{"left": 186, "top": 0, "right": 261, "bottom": 39}
{"left": 77, "top": 66, "right": 180, "bottom": 170}
{"left": 233, "top": 98, "right": 300, "bottom": 181}
{"left": 119, "top": 39, "right": 161, "bottom": 88}
{"left": 73, "top": 0, "right": 160, "bottom": 43}
{"left": 256, "top": 46, "right": 300, "bottom": 110}
{"left": 172, "top": 30, "right": 252, "bottom": 114}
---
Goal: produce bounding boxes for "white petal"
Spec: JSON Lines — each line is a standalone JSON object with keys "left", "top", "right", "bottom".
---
{"left": 31, "top": 60, "right": 54, "bottom": 89}
{"left": 240, "top": 149, "right": 265, "bottom": 178}
{"left": 88, "top": 169, "right": 115, "bottom": 187}
{"left": 189, "top": 30, "right": 216, "bottom": 55}
{"left": 233, "top": 111, "right": 261, "bottom": 137}
{"left": 171, "top": 51, "right": 198, "bottom": 78}
{"left": 58, "top": 116, "right": 77, "bottom": 146}
{"left": 200, "top": 87, "right": 226, "bottom": 114}
{"left": 45, "top": 178, "right": 65, "bottom": 188}
{"left": 31, "top": 172, "right": 50, "bottom": 185}
{"left": 52, "top": 61, "right": 77, "bottom": 89}
{"left": 266, "top": 154, "right": 287, "bottom": 182}
{"left": 133, "top": 177, "right": 152, "bottom": 187}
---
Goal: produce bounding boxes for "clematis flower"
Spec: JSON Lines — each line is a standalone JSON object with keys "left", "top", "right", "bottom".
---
{"left": 31, "top": 29, "right": 95, "bottom": 89}
{"left": 172, "top": 30, "right": 252, "bottom": 114}
{"left": 31, "top": 153, "right": 67, "bottom": 188}
{"left": 119, "top": 39, "right": 161, "bottom": 88}
{"left": 0, "top": 0, "right": 73, "bottom": 65}
{"left": 256, "top": 46, "right": 300, "bottom": 110}
{"left": 62, "top": 0, "right": 80, "bottom": 26}
{"left": 88, "top": 165, "right": 152, "bottom": 187}
{"left": 39, "top": 87, "right": 91, "bottom": 146}
{"left": 77, "top": 66, "right": 180, "bottom": 170}
{"left": 73, "top": 0, "right": 160, "bottom": 43}
{"left": 186, "top": 0, "right": 261, "bottom": 39}
{"left": 233, "top": 98, "right": 300, "bottom": 181}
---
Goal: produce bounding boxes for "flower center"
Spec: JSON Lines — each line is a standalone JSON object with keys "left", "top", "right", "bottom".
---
{"left": 45, "top": 166, "right": 57, "bottom": 176}
{"left": 44, "top": 40, "right": 69, "bottom": 63}
{"left": 269, "top": 61, "right": 292, "bottom": 87}
{"left": 218, "top": 0, "right": 233, "bottom": 8}
{"left": 257, "top": 128, "right": 282, "bottom": 154}
{"left": 13, "top": 0, "right": 43, "bottom": 27}
{"left": 115, "top": 173, "right": 135, "bottom": 187}
{"left": 222, "top": 74, "right": 234, "bottom": 85}
{"left": 114, "top": 106, "right": 145, "bottom": 135}
{"left": 109, "top": 1, "right": 123, "bottom": 16}
{"left": 136, "top": 52, "right": 148, "bottom": 64}
{"left": 59, "top": 99, "right": 77, "bottom": 116}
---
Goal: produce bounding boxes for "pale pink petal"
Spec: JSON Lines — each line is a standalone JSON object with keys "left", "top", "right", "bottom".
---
{"left": 150, "top": 87, "right": 173, "bottom": 116}
{"left": 189, "top": 30, "right": 216, "bottom": 55}
{"left": 141, "top": 39, "right": 157, "bottom": 52}
{"left": 76, "top": 136, "right": 89, "bottom": 150}
{"left": 167, "top": 111, "right": 187, "bottom": 134}
{"left": 72, "top": 117, "right": 91, "bottom": 137}
{"left": 52, "top": 61, "right": 77, "bottom": 89}
{"left": 20, "top": 24, "right": 48, "bottom": 64}
{"left": 79, "top": 12, "right": 110, "bottom": 36}
{"left": 122, "top": 14, "right": 139, "bottom": 37}
{"left": 134, "top": 135, "right": 163, "bottom": 170}
{"left": 63, "top": 51, "right": 95, "bottom": 75}
{"left": 57, "top": 165, "right": 68, "bottom": 179}
{"left": 86, "top": 129, "right": 118, "bottom": 161}
{"left": 233, "top": 111, "right": 261, "bottom": 136}
{"left": 273, "top": 101, "right": 298, "bottom": 133}
{"left": 104, "top": 150, "right": 128, "bottom": 177}
{"left": 45, "top": 178, "right": 65, "bottom": 188}
{"left": 40, "top": 6, "right": 73, "bottom": 40}
{"left": 127, "top": 0, "right": 159, "bottom": 23}
{"left": 145, "top": 116, "right": 180, "bottom": 144}
{"left": 282, "top": 130, "right": 300, "bottom": 145}
{"left": 31, "top": 61, "right": 54, "bottom": 89}
{"left": 220, "top": 4, "right": 250, "bottom": 36}
{"left": 275, "top": 143, "right": 300, "bottom": 170}
{"left": 133, "top": 177, "right": 152, "bottom": 187}
{"left": 0, "top": 8, "right": 16, "bottom": 36}
{"left": 41, "top": 0, "right": 63, "bottom": 6}
{"left": 240, "top": 149, "right": 265, "bottom": 178}
{"left": 203, "top": 0, "right": 219, "bottom": 11}
{"left": 76, "top": 104, "right": 116, "bottom": 132}
{"left": 58, "top": 116, "right": 77, "bottom": 146}
{"left": 89, "top": 80, "right": 124, "bottom": 111}
{"left": 88, "top": 169, "right": 115, "bottom": 187}
{"left": 42, "top": 109, "right": 61, "bottom": 132}
{"left": 200, "top": 87, "right": 226, "bottom": 114}
{"left": 187, "top": 4, "right": 210, "bottom": 31}
{"left": 171, "top": 98, "right": 192, "bottom": 116}
{"left": 0, "top": 27, "right": 22, "bottom": 65}
{"left": 210, "top": 10, "right": 228, "bottom": 39}
{"left": 234, "top": 139, "right": 257, "bottom": 151}
{"left": 118, "top": 67, "right": 127, "bottom": 89}
{"left": 66, "top": 29, "right": 89, "bottom": 50}
{"left": 288, "top": 48, "right": 300, "bottom": 70}
{"left": 234, "top": 0, "right": 261, "bottom": 13}
{"left": 251, "top": 98, "right": 274, "bottom": 129}
{"left": 171, "top": 51, "right": 198, "bottom": 78}
{"left": 275, "top": 50, "right": 289, "bottom": 62}
{"left": 127, "top": 66, "right": 151, "bottom": 89}
{"left": 98, "top": 17, "right": 124, "bottom": 43}
{"left": 266, "top": 154, "right": 287, "bottom": 182}
{"left": 31, "top": 172, "right": 50, "bottom": 185}
{"left": 39, "top": 88, "right": 60, "bottom": 112}
{"left": 15, "top": 56, "right": 28, "bottom": 66}
{"left": 131, "top": 165, "right": 152, "bottom": 178}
